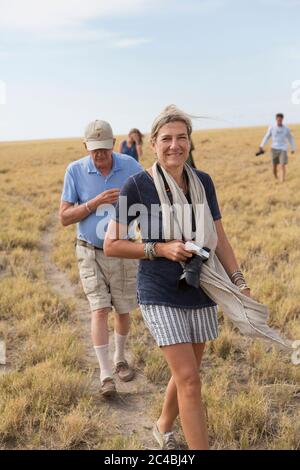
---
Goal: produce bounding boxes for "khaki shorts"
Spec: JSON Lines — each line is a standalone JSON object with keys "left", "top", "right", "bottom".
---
{"left": 271, "top": 149, "right": 288, "bottom": 165}
{"left": 76, "top": 244, "right": 138, "bottom": 313}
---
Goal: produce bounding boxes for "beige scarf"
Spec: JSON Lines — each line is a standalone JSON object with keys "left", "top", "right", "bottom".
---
{"left": 152, "top": 162, "right": 300, "bottom": 365}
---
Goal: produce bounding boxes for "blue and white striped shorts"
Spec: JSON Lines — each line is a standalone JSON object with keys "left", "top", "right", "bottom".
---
{"left": 139, "top": 304, "right": 219, "bottom": 347}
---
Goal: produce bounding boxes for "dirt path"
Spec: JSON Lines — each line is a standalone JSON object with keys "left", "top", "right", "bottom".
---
{"left": 40, "top": 214, "right": 158, "bottom": 449}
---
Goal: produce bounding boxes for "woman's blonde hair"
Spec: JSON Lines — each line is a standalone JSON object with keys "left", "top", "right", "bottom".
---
{"left": 150, "top": 105, "right": 193, "bottom": 143}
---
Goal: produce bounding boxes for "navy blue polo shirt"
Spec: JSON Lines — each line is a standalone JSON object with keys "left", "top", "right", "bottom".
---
{"left": 114, "top": 170, "right": 222, "bottom": 309}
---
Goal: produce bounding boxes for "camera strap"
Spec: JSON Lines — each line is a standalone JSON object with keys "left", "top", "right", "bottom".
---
{"left": 157, "top": 164, "right": 196, "bottom": 237}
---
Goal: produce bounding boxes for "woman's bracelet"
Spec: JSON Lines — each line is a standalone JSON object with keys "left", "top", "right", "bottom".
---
{"left": 231, "top": 270, "right": 245, "bottom": 284}
{"left": 238, "top": 283, "right": 250, "bottom": 292}
{"left": 230, "top": 270, "right": 250, "bottom": 291}
{"left": 230, "top": 269, "right": 243, "bottom": 280}
{"left": 144, "top": 242, "right": 158, "bottom": 260}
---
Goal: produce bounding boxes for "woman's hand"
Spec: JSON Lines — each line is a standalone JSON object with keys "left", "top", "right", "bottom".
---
{"left": 155, "top": 241, "right": 194, "bottom": 262}
{"left": 241, "top": 288, "right": 251, "bottom": 298}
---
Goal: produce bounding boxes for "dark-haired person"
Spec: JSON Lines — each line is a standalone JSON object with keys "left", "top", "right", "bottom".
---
{"left": 186, "top": 139, "right": 196, "bottom": 168}
{"left": 119, "top": 128, "right": 143, "bottom": 162}
{"left": 259, "top": 113, "right": 296, "bottom": 183}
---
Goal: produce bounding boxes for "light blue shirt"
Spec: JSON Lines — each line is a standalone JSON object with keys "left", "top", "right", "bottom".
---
{"left": 61, "top": 152, "right": 143, "bottom": 248}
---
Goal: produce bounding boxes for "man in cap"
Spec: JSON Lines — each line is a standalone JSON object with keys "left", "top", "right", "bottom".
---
{"left": 258, "top": 113, "right": 296, "bottom": 183}
{"left": 59, "top": 120, "right": 143, "bottom": 397}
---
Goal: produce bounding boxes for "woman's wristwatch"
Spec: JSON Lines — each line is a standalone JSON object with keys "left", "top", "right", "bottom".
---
{"left": 144, "top": 242, "right": 158, "bottom": 260}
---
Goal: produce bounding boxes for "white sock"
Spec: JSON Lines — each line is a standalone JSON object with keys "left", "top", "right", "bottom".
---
{"left": 114, "top": 332, "right": 128, "bottom": 365}
{"left": 94, "top": 344, "right": 113, "bottom": 383}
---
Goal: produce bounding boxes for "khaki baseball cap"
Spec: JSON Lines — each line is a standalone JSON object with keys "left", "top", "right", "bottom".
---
{"left": 84, "top": 120, "right": 114, "bottom": 151}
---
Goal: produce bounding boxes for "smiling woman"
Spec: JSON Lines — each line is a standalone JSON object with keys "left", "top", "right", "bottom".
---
{"left": 103, "top": 104, "right": 251, "bottom": 450}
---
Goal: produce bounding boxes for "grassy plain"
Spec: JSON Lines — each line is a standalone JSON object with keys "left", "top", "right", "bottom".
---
{"left": 0, "top": 125, "right": 299, "bottom": 449}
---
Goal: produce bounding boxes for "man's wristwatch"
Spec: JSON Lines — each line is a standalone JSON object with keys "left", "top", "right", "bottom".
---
{"left": 85, "top": 201, "right": 92, "bottom": 213}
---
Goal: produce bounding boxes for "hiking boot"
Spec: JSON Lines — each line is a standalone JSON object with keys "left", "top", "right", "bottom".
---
{"left": 101, "top": 377, "right": 116, "bottom": 397}
{"left": 114, "top": 360, "right": 135, "bottom": 382}
{"left": 152, "top": 422, "right": 178, "bottom": 450}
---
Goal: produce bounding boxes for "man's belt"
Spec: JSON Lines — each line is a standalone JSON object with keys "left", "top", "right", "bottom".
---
{"left": 76, "top": 239, "right": 103, "bottom": 251}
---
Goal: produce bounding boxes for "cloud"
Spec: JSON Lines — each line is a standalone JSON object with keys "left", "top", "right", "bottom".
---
{"left": 0, "top": 0, "right": 229, "bottom": 49}
{"left": 0, "top": 0, "right": 155, "bottom": 33}
{"left": 172, "top": 0, "right": 229, "bottom": 14}
{"left": 40, "top": 28, "right": 115, "bottom": 44}
{"left": 280, "top": 45, "right": 300, "bottom": 61}
{"left": 259, "top": 0, "right": 300, "bottom": 6}
{"left": 0, "top": 0, "right": 158, "bottom": 51}
{"left": 0, "top": 80, "right": 7, "bottom": 105}
{"left": 0, "top": 51, "right": 10, "bottom": 58}
{"left": 112, "top": 38, "right": 152, "bottom": 48}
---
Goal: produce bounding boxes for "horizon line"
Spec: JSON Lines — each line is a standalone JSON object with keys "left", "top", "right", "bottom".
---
{"left": 1, "top": 122, "right": 299, "bottom": 145}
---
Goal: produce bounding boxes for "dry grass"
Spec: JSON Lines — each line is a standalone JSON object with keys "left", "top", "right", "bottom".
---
{"left": 0, "top": 139, "right": 140, "bottom": 449}
{"left": 0, "top": 125, "right": 300, "bottom": 449}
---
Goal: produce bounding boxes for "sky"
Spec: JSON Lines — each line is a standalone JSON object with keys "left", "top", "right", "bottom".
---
{"left": 0, "top": 0, "right": 299, "bottom": 141}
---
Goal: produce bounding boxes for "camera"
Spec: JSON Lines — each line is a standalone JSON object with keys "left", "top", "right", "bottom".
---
{"left": 255, "top": 148, "right": 265, "bottom": 156}
{"left": 178, "top": 243, "right": 210, "bottom": 290}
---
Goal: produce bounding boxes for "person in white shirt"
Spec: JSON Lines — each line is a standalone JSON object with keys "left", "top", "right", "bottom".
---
{"left": 259, "top": 113, "right": 296, "bottom": 183}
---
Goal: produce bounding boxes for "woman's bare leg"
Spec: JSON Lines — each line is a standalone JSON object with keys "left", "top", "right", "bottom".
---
{"left": 158, "top": 343, "right": 209, "bottom": 450}
{"left": 157, "top": 343, "right": 205, "bottom": 433}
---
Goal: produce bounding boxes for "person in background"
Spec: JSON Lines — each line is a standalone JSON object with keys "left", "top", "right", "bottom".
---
{"left": 186, "top": 139, "right": 196, "bottom": 168}
{"left": 119, "top": 128, "right": 144, "bottom": 162}
{"left": 59, "top": 119, "right": 143, "bottom": 397}
{"left": 259, "top": 113, "right": 296, "bottom": 183}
